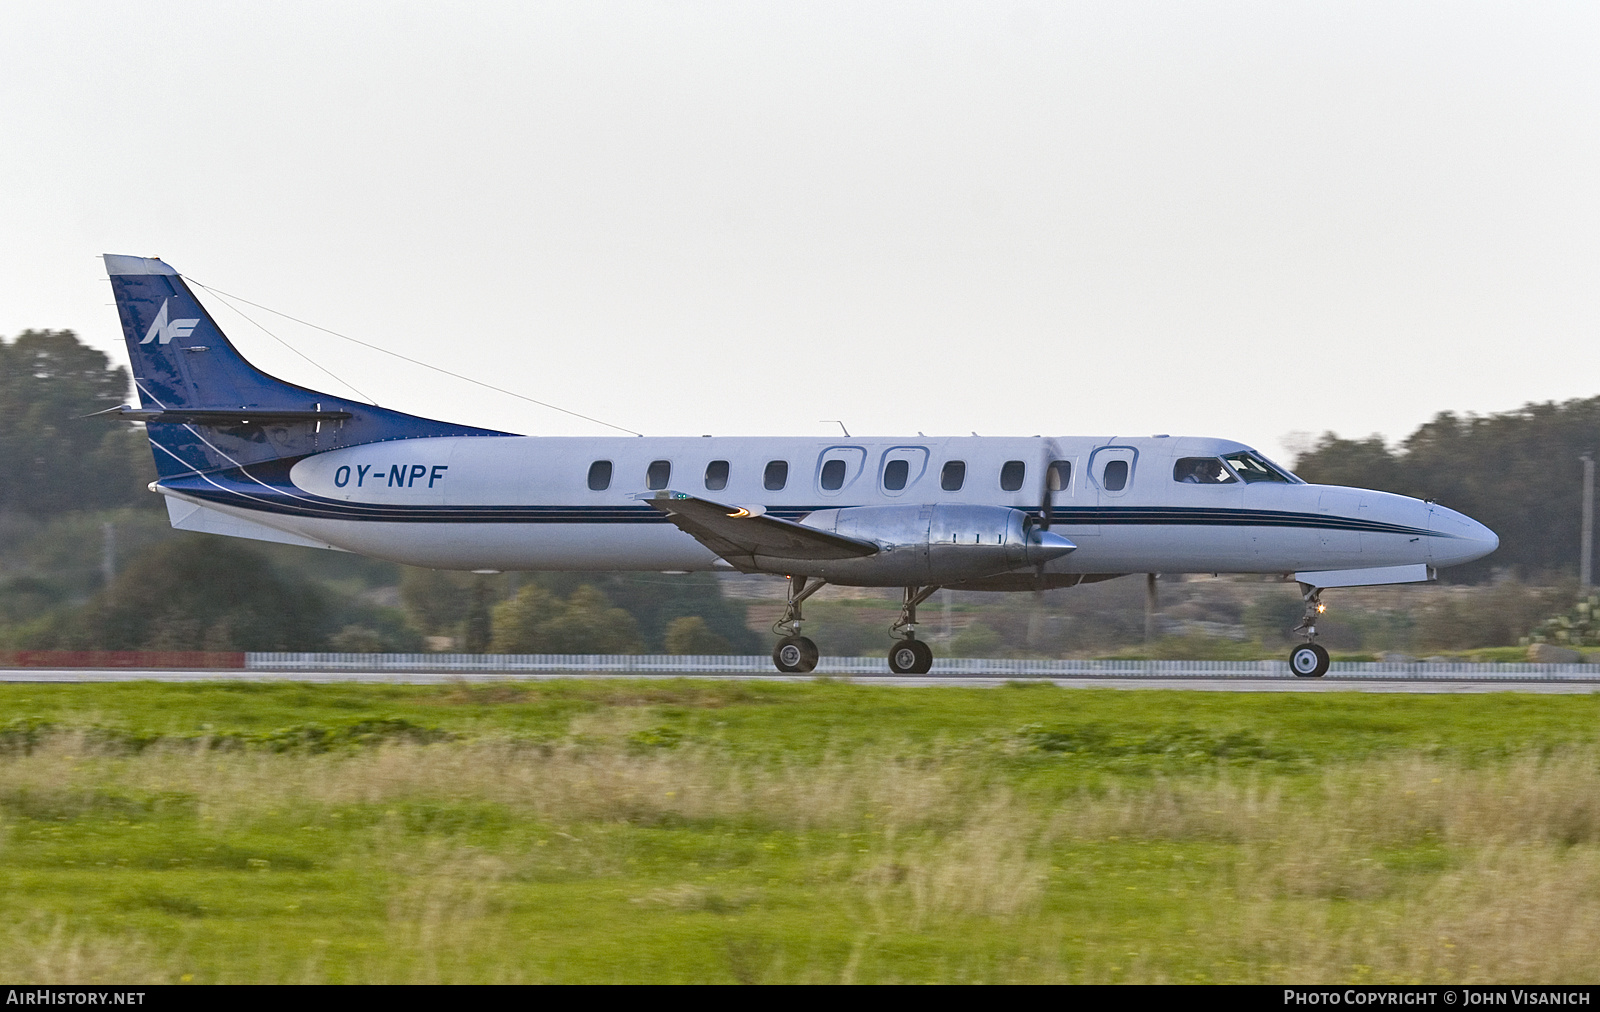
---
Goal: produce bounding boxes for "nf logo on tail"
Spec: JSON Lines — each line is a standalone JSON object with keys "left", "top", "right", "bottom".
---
{"left": 140, "top": 299, "right": 200, "bottom": 345}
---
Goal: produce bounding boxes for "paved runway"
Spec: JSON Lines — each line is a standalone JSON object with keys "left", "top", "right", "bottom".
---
{"left": 4, "top": 667, "right": 1600, "bottom": 693}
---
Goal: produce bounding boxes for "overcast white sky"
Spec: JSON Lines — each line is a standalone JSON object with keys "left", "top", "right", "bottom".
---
{"left": 2, "top": 1, "right": 1596, "bottom": 459}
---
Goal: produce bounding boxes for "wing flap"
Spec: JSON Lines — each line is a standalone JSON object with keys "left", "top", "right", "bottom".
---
{"left": 643, "top": 491, "right": 877, "bottom": 570}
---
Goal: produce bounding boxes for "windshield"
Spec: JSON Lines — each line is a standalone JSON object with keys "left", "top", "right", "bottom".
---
{"left": 1221, "top": 451, "right": 1299, "bottom": 484}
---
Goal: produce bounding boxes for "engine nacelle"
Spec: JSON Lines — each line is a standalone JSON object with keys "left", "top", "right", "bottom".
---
{"left": 777, "top": 504, "right": 1076, "bottom": 586}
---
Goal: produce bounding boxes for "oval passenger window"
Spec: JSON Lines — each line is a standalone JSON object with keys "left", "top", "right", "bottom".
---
{"left": 883, "top": 459, "right": 909, "bottom": 491}
{"left": 820, "top": 459, "right": 846, "bottom": 491}
{"left": 705, "top": 460, "right": 729, "bottom": 491}
{"left": 941, "top": 461, "right": 965, "bottom": 492}
{"left": 646, "top": 460, "right": 671, "bottom": 490}
{"left": 1000, "top": 460, "right": 1026, "bottom": 492}
{"left": 1048, "top": 460, "right": 1071, "bottom": 492}
{"left": 1102, "top": 459, "right": 1129, "bottom": 491}
{"left": 764, "top": 460, "right": 788, "bottom": 491}
{"left": 587, "top": 460, "right": 612, "bottom": 491}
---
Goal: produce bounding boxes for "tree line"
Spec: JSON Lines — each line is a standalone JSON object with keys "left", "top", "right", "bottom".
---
{"left": 0, "top": 329, "right": 156, "bottom": 515}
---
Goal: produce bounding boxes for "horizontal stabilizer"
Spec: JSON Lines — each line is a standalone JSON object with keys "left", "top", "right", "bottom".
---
{"left": 642, "top": 491, "right": 877, "bottom": 571}
{"left": 90, "top": 404, "right": 353, "bottom": 425}
{"left": 1295, "top": 563, "right": 1435, "bottom": 588}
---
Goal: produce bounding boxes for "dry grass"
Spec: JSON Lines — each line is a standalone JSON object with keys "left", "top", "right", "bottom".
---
{"left": 1049, "top": 753, "right": 1600, "bottom": 849}
{"left": 1226, "top": 845, "right": 1600, "bottom": 983}
{"left": 0, "top": 734, "right": 971, "bottom": 832}
{"left": 3, "top": 735, "right": 1600, "bottom": 982}
{"left": 0, "top": 917, "right": 168, "bottom": 985}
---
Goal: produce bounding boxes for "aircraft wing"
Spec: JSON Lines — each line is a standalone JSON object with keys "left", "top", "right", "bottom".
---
{"left": 642, "top": 491, "right": 878, "bottom": 571}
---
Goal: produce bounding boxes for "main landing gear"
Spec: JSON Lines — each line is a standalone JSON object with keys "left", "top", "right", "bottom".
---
{"left": 768, "top": 580, "right": 944, "bottom": 675}
{"left": 1289, "top": 583, "right": 1330, "bottom": 678}
{"left": 888, "top": 585, "right": 940, "bottom": 675}
{"left": 771, "top": 576, "right": 824, "bottom": 673}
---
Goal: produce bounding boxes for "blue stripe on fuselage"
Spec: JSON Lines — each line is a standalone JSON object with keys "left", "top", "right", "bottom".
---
{"left": 161, "top": 466, "right": 1451, "bottom": 538}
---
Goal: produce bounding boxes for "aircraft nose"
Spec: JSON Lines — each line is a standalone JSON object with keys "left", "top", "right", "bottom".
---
{"left": 1429, "top": 505, "right": 1499, "bottom": 566}
{"left": 1028, "top": 529, "right": 1078, "bottom": 565}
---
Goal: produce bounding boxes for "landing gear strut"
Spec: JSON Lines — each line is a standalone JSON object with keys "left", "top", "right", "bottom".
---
{"left": 1289, "top": 583, "right": 1330, "bottom": 678}
{"left": 888, "top": 585, "right": 940, "bottom": 675}
{"left": 771, "top": 576, "right": 824, "bottom": 673}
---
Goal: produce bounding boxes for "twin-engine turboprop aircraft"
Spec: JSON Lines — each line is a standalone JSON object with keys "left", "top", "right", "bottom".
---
{"left": 100, "top": 254, "right": 1499, "bottom": 676}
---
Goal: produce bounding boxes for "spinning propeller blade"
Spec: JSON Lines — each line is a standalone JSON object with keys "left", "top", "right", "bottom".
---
{"left": 1033, "top": 440, "right": 1066, "bottom": 590}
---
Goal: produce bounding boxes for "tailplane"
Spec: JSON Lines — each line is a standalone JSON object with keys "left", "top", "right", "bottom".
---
{"left": 103, "top": 255, "right": 511, "bottom": 477}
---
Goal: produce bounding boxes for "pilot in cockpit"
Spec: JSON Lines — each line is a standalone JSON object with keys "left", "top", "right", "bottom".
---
{"left": 1174, "top": 457, "right": 1231, "bottom": 484}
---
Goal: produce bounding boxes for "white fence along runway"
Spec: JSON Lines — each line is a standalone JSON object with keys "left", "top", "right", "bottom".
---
{"left": 2, "top": 654, "right": 1600, "bottom": 692}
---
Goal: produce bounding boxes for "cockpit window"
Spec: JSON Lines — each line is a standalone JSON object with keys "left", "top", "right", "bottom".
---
{"left": 1173, "top": 457, "right": 1237, "bottom": 485}
{"left": 1221, "top": 451, "right": 1298, "bottom": 484}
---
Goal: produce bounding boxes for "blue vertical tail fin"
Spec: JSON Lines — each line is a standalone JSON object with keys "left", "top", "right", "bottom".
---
{"left": 103, "top": 254, "right": 511, "bottom": 478}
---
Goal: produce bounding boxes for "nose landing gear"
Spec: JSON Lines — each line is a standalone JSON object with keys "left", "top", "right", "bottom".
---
{"left": 1289, "top": 583, "right": 1330, "bottom": 678}
{"left": 771, "top": 575, "right": 824, "bottom": 673}
{"left": 1289, "top": 642, "right": 1329, "bottom": 677}
{"left": 888, "top": 585, "right": 940, "bottom": 675}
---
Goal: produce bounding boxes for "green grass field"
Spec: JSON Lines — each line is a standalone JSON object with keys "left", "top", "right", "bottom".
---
{"left": 2, "top": 680, "right": 1598, "bottom": 983}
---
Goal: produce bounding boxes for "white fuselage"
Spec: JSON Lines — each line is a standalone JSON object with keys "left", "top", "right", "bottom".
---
{"left": 165, "top": 432, "right": 1497, "bottom": 581}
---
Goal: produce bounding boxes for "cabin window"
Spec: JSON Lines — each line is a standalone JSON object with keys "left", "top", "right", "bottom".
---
{"left": 646, "top": 460, "right": 671, "bottom": 490}
{"left": 1047, "top": 460, "right": 1071, "bottom": 492}
{"left": 1222, "top": 451, "right": 1296, "bottom": 484}
{"left": 820, "top": 459, "right": 846, "bottom": 491}
{"left": 705, "top": 459, "right": 729, "bottom": 491}
{"left": 764, "top": 460, "right": 788, "bottom": 491}
{"left": 941, "top": 461, "right": 966, "bottom": 491}
{"left": 1173, "top": 457, "right": 1236, "bottom": 485}
{"left": 587, "top": 460, "right": 612, "bottom": 491}
{"left": 1102, "top": 459, "right": 1129, "bottom": 491}
{"left": 883, "top": 458, "right": 909, "bottom": 491}
{"left": 1000, "top": 460, "right": 1026, "bottom": 492}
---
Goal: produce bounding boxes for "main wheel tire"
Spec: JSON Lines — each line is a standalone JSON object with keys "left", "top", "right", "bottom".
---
{"left": 889, "top": 638, "right": 933, "bottom": 675}
{"left": 1290, "top": 643, "right": 1330, "bottom": 678}
{"left": 773, "top": 635, "right": 819, "bottom": 673}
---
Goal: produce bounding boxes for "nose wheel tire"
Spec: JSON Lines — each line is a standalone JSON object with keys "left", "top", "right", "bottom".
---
{"left": 1290, "top": 643, "right": 1330, "bottom": 678}
{"left": 888, "top": 638, "right": 934, "bottom": 675}
{"left": 773, "top": 635, "right": 819, "bottom": 673}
